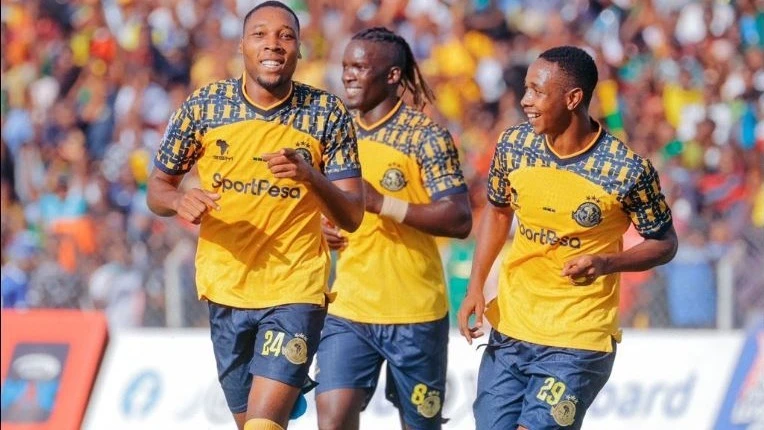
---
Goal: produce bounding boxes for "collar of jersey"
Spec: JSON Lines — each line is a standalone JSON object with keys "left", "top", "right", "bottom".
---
{"left": 355, "top": 99, "right": 404, "bottom": 133}
{"left": 239, "top": 74, "right": 294, "bottom": 116}
{"left": 543, "top": 119, "right": 603, "bottom": 165}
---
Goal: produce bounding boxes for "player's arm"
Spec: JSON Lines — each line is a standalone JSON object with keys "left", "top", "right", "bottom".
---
{"left": 147, "top": 169, "right": 220, "bottom": 223}
{"left": 364, "top": 185, "right": 471, "bottom": 238}
{"left": 562, "top": 158, "right": 678, "bottom": 283}
{"left": 264, "top": 101, "right": 365, "bottom": 232}
{"left": 367, "top": 127, "right": 471, "bottom": 238}
{"left": 458, "top": 202, "right": 514, "bottom": 344}
{"left": 146, "top": 99, "right": 219, "bottom": 224}
{"left": 458, "top": 134, "right": 513, "bottom": 343}
{"left": 309, "top": 171, "right": 365, "bottom": 232}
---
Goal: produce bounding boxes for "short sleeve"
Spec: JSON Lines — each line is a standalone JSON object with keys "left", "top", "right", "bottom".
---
{"left": 622, "top": 159, "right": 673, "bottom": 239}
{"left": 417, "top": 128, "right": 468, "bottom": 200}
{"left": 322, "top": 102, "right": 361, "bottom": 181}
{"left": 153, "top": 103, "right": 203, "bottom": 175}
{"left": 486, "top": 130, "right": 514, "bottom": 207}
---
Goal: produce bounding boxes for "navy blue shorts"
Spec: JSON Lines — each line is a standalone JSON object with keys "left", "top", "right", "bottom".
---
{"left": 474, "top": 330, "right": 615, "bottom": 430}
{"left": 315, "top": 314, "right": 449, "bottom": 429}
{"left": 208, "top": 301, "right": 326, "bottom": 414}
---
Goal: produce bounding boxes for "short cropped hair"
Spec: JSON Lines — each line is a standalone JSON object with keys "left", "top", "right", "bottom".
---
{"left": 539, "top": 46, "right": 598, "bottom": 106}
{"left": 243, "top": 1, "right": 300, "bottom": 34}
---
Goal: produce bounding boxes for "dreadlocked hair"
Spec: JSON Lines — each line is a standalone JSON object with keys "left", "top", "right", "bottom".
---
{"left": 351, "top": 27, "right": 435, "bottom": 110}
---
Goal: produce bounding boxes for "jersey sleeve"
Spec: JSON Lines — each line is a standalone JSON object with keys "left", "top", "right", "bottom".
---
{"left": 154, "top": 101, "right": 203, "bottom": 175}
{"left": 486, "top": 130, "right": 514, "bottom": 207}
{"left": 417, "top": 127, "right": 467, "bottom": 200}
{"left": 622, "top": 158, "right": 673, "bottom": 239}
{"left": 322, "top": 101, "right": 361, "bottom": 181}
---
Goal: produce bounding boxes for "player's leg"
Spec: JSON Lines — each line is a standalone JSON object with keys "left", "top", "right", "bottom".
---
{"left": 207, "top": 301, "right": 256, "bottom": 430}
{"left": 315, "top": 315, "right": 385, "bottom": 430}
{"left": 383, "top": 315, "right": 449, "bottom": 430}
{"left": 516, "top": 341, "right": 616, "bottom": 430}
{"left": 473, "top": 330, "right": 528, "bottom": 430}
{"left": 245, "top": 303, "right": 327, "bottom": 428}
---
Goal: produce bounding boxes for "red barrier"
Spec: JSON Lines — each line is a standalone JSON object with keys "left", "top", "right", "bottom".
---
{"left": 1, "top": 310, "right": 108, "bottom": 430}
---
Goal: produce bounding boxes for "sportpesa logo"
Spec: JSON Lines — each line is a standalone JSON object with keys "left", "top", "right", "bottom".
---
{"left": 212, "top": 173, "right": 301, "bottom": 199}
{"left": 517, "top": 222, "right": 581, "bottom": 248}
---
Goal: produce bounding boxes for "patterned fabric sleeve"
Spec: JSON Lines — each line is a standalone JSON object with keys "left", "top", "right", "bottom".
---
{"left": 153, "top": 101, "right": 203, "bottom": 175}
{"left": 417, "top": 127, "right": 468, "bottom": 200}
{"left": 622, "top": 158, "right": 673, "bottom": 239}
{"left": 486, "top": 129, "right": 514, "bottom": 207}
{"left": 322, "top": 101, "right": 362, "bottom": 181}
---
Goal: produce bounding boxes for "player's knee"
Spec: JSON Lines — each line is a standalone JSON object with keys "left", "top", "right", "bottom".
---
{"left": 243, "top": 418, "right": 284, "bottom": 430}
{"left": 317, "top": 403, "right": 356, "bottom": 430}
{"left": 316, "top": 409, "right": 350, "bottom": 430}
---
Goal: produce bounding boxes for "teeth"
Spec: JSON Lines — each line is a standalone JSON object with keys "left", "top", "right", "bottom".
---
{"left": 261, "top": 60, "right": 280, "bottom": 68}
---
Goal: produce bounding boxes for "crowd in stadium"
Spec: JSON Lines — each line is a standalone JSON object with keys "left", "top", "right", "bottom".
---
{"left": 1, "top": 0, "right": 763, "bottom": 330}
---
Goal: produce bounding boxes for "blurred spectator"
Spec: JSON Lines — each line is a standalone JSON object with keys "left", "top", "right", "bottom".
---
{"left": 1, "top": 0, "right": 762, "bottom": 330}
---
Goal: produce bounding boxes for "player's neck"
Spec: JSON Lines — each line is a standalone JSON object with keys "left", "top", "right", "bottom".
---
{"left": 358, "top": 97, "right": 401, "bottom": 129}
{"left": 546, "top": 113, "right": 598, "bottom": 157}
{"left": 244, "top": 74, "right": 293, "bottom": 109}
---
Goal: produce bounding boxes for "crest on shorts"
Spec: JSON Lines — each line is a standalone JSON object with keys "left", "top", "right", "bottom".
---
{"left": 294, "top": 141, "right": 314, "bottom": 167}
{"left": 283, "top": 334, "right": 308, "bottom": 365}
{"left": 417, "top": 393, "right": 441, "bottom": 419}
{"left": 380, "top": 164, "right": 407, "bottom": 191}
{"left": 572, "top": 197, "right": 602, "bottom": 228}
{"left": 551, "top": 399, "right": 577, "bottom": 427}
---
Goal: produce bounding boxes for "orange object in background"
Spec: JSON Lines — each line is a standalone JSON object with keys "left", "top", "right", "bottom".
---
{"left": 0, "top": 310, "right": 108, "bottom": 430}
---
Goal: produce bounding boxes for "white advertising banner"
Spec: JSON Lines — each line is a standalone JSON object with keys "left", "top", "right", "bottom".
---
{"left": 84, "top": 329, "right": 743, "bottom": 430}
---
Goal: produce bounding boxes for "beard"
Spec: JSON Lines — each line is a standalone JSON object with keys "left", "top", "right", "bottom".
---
{"left": 256, "top": 74, "right": 288, "bottom": 91}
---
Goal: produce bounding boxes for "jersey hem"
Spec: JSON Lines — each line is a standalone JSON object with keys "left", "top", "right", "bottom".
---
{"left": 201, "top": 293, "right": 326, "bottom": 309}
{"left": 495, "top": 323, "right": 616, "bottom": 353}
{"left": 327, "top": 308, "right": 448, "bottom": 324}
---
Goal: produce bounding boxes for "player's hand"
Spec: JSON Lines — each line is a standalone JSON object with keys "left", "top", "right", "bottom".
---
{"left": 561, "top": 254, "right": 608, "bottom": 286}
{"left": 362, "top": 180, "right": 384, "bottom": 214}
{"left": 262, "top": 148, "right": 315, "bottom": 182}
{"left": 321, "top": 216, "right": 347, "bottom": 250}
{"left": 457, "top": 290, "right": 485, "bottom": 345}
{"left": 173, "top": 188, "right": 220, "bottom": 224}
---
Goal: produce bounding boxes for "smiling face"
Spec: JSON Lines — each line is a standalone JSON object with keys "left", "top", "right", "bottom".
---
{"left": 521, "top": 59, "right": 577, "bottom": 135}
{"left": 240, "top": 6, "right": 300, "bottom": 93}
{"left": 341, "top": 40, "right": 399, "bottom": 113}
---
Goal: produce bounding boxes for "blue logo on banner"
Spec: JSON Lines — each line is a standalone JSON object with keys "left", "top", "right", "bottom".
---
{"left": 0, "top": 343, "right": 69, "bottom": 423}
{"left": 715, "top": 321, "right": 763, "bottom": 429}
{"left": 121, "top": 370, "right": 162, "bottom": 419}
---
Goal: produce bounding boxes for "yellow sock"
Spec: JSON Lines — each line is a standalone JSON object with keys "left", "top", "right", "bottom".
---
{"left": 243, "top": 418, "right": 284, "bottom": 430}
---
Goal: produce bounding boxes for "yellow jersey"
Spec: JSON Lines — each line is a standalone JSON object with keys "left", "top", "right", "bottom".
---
{"left": 329, "top": 101, "right": 468, "bottom": 324}
{"left": 486, "top": 121, "right": 672, "bottom": 352}
{"left": 154, "top": 76, "right": 361, "bottom": 309}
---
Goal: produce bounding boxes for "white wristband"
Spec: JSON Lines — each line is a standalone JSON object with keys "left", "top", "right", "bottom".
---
{"left": 379, "top": 196, "right": 409, "bottom": 223}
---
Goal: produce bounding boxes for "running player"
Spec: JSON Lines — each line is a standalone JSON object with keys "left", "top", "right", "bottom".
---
{"left": 315, "top": 27, "right": 472, "bottom": 430}
{"left": 146, "top": 3, "right": 365, "bottom": 430}
{"left": 458, "top": 45, "right": 678, "bottom": 429}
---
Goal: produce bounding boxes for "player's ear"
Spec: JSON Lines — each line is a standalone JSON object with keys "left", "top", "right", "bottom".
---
{"left": 239, "top": 39, "right": 243, "bottom": 55}
{"left": 567, "top": 87, "right": 584, "bottom": 111}
{"left": 297, "top": 42, "right": 302, "bottom": 59}
{"left": 387, "top": 66, "right": 402, "bottom": 86}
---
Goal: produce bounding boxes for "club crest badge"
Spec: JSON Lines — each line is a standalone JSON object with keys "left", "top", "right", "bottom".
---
{"left": 283, "top": 334, "right": 308, "bottom": 365}
{"left": 551, "top": 399, "right": 577, "bottom": 426}
{"left": 572, "top": 197, "right": 602, "bottom": 228}
{"left": 380, "top": 164, "right": 407, "bottom": 191}
{"left": 294, "top": 141, "right": 314, "bottom": 167}
{"left": 417, "top": 393, "right": 441, "bottom": 418}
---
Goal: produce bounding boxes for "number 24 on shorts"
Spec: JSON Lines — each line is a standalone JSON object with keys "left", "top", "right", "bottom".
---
{"left": 261, "top": 330, "right": 285, "bottom": 356}
{"left": 536, "top": 377, "right": 567, "bottom": 406}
